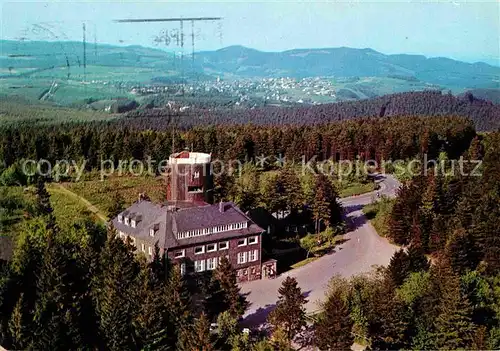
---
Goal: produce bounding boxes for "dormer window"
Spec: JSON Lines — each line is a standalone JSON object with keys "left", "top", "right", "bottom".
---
{"left": 150, "top": 223, "right": 159, "bottom": 237}
{"left": 118, "top": 214, "right": 123, "bottom": 223}
{"left": 131, "top": 220, "right": 136, "bottom": 228}
{"left": 125, "top": 217, "right": 130, "bottom": 225}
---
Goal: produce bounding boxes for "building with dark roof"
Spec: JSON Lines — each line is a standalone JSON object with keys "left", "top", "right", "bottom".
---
{"left": 113, "top": 200, "right": 272, "bottom": 282}
{"left": 112, "top": 151, "right": 276, "bottom": 282}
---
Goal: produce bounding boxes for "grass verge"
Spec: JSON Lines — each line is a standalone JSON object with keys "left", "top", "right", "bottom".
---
{"left": 339, "top": 182, "right": 377, "bottom": 197}
{"left": 290, "top": 256, "right": 319, "bottom": 269}
{"left": 362, "top": 197, "right": 394, "bottom": 237}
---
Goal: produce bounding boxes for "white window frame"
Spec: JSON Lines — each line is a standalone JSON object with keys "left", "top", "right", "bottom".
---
{"left": 131, "top": 220, "right": 136, "bottom": 228}
{"left": 237, "top": 252, "right": 247, "bottom": 264}
{"left": 125, "top": 217, "right": 130, "bottom": 225}
{"left": 248, "top": 236, "right": 258, "bottom": 245}
{"left": 150, "top": 228, "right": 155, "bottom": 237}
{"left": 193, "top": 171, "right": 200, "bottom": 179}
{"left": 148, "top": 246, "right": 152, "bottom": 256}
{"left": 206, "top": 244, "right": 217, "bottom": 253}
{"left": 219, "top": 241, "right": 229, "bottom": 250}
{"left": 174, "top": 250, "right": 185, "bottom": 258}
{"left": 195, "top": 260, "right": 205, "bottom": 272}
{"left": 249, "top": 249, "right": 258, "bottom": 262}
{"left": 194, "top": 246, "right": 205, "bottom": 255}
{"left": 141, "top": 243, "right": 145, "bottom": 252}
{"left": 118, "top": 214, "right": 123, "bottom": 223}
{"left": 237, "top": 238, "right": 247, "bottom": 247}
{"left": 206, "top": 257, "right": 217, "bottom": 270}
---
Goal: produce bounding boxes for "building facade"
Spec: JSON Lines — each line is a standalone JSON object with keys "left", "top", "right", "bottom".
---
{"left": 166, "top": 151, "right": 214, "bottom": 205}
{"left": 112, "top": 200, "right": 271, "bottom": 282}
{"left": 111, "top": 151, "right": 277, "bottom": 282}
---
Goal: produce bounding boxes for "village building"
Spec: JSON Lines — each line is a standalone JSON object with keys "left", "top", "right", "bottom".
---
{"left": 111, "top": 151, "right": 277, "bottom": 282}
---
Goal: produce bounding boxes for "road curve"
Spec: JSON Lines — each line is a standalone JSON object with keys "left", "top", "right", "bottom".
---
{"left": 240, "top": 174, "right": 401, "bottom": 327}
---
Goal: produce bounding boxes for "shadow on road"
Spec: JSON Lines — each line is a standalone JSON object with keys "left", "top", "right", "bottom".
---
{"left": 348, "top": 213, "right": 368, "bottom": 231}
{"left": 242, "top": 290, "right": 312, "bottom": 328}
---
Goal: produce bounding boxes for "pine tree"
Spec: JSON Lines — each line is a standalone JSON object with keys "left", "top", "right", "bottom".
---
{"left": 280, "top": 165, "right": 303, "bottom": 214}
{"left": 134, "top": 262, "right": 171, "bottom": 350}
{"left": 445, "top": 228, "right": 479, "bottom": 275}
{"left": 35, "top": 177, "right": 57, "bottom": 229}
{"left": 96, "top": 228, "right": 139, "bottom": 350}
{"left": 268, "top": 277, "right": 307, "bottom": 345}
{"left": 30, "top": 233, "right": 83, "bottom": 350}
{"left": 211, "top": 256, "right": 248, "bottom": 319}
{"left": 177, "top": 312, "right": 214, "bottom": 351}
{"left": 35, "top": 177, "right": 53, "bottom": 215}
{"left": 165, "top": 265, "right": 191, "bottom": 347}
{"left": 312, "top": 174, "right": 342, "bottom": 232}
{"left": 314, "top": 287, "right": 353, "bottom": 350}
{"left": 407, "top": 244, "right": 430, "bottom": 273}
{"left": 434, "top": 266, "right": 476, "bottom": 349}
{"left": 385, "top": 249, "right": 410, "bottom": 286}
{"left": 388, "top": 200, "right": 411, "bottom": 246}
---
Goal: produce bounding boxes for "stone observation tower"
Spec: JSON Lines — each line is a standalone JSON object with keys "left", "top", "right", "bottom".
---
{"left": 166, "top": 151, "right": 214, "bottom": 205}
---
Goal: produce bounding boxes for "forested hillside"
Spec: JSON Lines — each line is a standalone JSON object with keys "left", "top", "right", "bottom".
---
{"left": 0, "top": 115, "right": 475, "bottom": 171}
{"left": 125, "top": 91, "right": 500, "bottom": 131}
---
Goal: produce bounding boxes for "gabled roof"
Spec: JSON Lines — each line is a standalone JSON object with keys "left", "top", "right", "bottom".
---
{"left": 111, "top": 201, "right": 263, "bottom": 250}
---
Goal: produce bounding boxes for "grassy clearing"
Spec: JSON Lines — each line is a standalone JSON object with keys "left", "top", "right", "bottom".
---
{"left": 63, "top": 176, "right": 165, "bottom": 217}
{"left": 363, "top": 197, "right": 394, "bottom": 237}
{"left": 339, "top": 181, "right": 376, "bottom": 197}
{"left": 47, "top": 185, "right": 101, "bottom": 230}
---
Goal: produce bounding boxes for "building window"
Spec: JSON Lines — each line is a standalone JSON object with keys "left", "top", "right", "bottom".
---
{"left": 174, "top": 250, "right": 185, "bottom": 258}
{"left": 237, "top": 238, "right": 247, "bottom": 247}
{"left": 150, "top": 228, "right": 155, "bottom": 237}
{"left": 237, "top": 252, "right": 247, "bottom": 264}
{"left": 193, "top": 171, "right": 200, "bottom": 179}
{"left": 195, "top": 246, "right": 205, "bottom": 255}
{"left": 248, "top": 236, "right": 258, "bottom": 245}
{"left": 131, "top": 220, "right": 136, "bottom": 228}
{"left": 243, "top": 269, "right": 248, "bottom": 275}
{"left": 180, "top": 263, "right": 186, "bottom": 276}
{"left": 118, "top": 214, "right": 123, "bottom": 223}
{"left": 243, "top": 222, "right": 248, "bottom": 228}
{"left": 141, "top": 243, "right": 145, "bottom": 252}
{"left": 206, "top": 257, "right": 217, "bottom": 270}
{"left": 195, "top": 260, "right": 205, "bottom": 272}
{"left": 249, "top": 250, "right": 258, "bottom": 262}
{"left": 148, "top": 246, "right": 152, "bottom": 256}
{"left": 219, "top": 241, "right": 229, "bottom": 250}
{"left": 125, "top": 217, "right": 130, "bottom": 225}
{"left": 206, "top": 244, "right": 216, "bottom": 252}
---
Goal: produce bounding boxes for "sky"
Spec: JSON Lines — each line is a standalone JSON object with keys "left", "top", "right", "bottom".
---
{"left": 1, "top": 0, "right": 499, "bottom": 65}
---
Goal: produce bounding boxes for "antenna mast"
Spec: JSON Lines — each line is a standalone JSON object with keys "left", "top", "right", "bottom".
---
{"left": 82, "top": 22, "right": 87, "bottom": 82}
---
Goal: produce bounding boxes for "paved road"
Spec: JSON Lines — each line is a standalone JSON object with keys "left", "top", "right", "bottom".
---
{"left": 240, "top": 174, "right": 401, "bottom": 327}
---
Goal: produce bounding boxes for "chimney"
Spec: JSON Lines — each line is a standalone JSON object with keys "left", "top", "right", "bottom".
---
{"left": 219, "top": 201, "right": 224, "bottom": 213}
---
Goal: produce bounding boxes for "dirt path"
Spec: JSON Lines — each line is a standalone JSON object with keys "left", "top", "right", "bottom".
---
{"left": 49, "top": 184, "right": 108, "bottom": 223}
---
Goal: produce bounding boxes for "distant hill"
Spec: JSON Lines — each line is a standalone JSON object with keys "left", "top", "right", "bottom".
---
{"left": 1, "top": 40, "right": 499, "bottom": 101}
{"left": 197, "top": 45, "right": 500, "bottom": 89}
